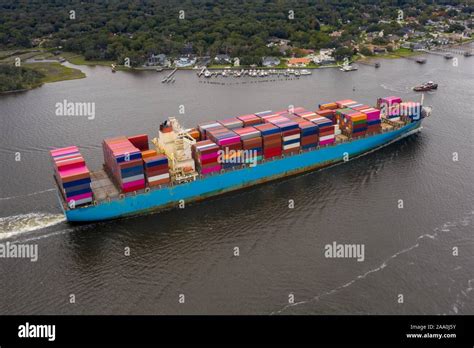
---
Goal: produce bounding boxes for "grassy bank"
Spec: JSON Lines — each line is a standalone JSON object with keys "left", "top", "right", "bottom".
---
{"left": 61, "top": 52, "right": 114, "bottom": 66}
{"left": 26, "top": 62, "right": 85, "bottom": 83}
{"left": 376, "top": 47, "right": 423, "bottom": 59}
{"left": 0, "top": 61, "right": 85, "bottom": 93}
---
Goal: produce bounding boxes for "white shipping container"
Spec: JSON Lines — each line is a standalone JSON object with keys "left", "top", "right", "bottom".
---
{"left": 283, "top": 134, "right": 300, "bottom": 141}
{"left": 319, "top": 134, "right": 335, "bottom": 142}
{"left": 148, "top": 173, "right": 170, "bottom": 182}
{"left": 283, "top": 143, "right": 300, "bottom": 150}
{"left": 122, "top": 174, "right": 145, "bottom": 184}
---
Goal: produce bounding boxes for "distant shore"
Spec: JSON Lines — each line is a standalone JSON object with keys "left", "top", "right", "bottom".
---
{"left": 1, "top": 40, "right": 472, "bottom": 93}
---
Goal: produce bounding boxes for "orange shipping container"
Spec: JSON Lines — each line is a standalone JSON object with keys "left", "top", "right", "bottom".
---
{"left": 319, "top": 102, "right": 338, "bottom": 110}
{"left": 141, "top": 149, "right": 158, "bottom": 159}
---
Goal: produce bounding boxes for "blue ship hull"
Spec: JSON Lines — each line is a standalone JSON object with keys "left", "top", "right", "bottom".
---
{"left": 63, "top": 120, "right": 422, "bottom": 222}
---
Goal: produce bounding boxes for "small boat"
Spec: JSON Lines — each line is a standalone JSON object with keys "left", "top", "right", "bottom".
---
{"left": 204, "top": 70, "right": 211, "bottom": 78}
{"left": 156, "top": 67, "right": 164, "bottom": 72}
{"left": 464, "top": 51, "right": 472, "bottom": 57}
{"left": 413, "top": 81, "right": 438, "bottom": 92}
{"left": 444, "top": 53, "right": 454, "bottom": 60}
{"left": 300, "top": 69, "right": 312, "bottom": 75}
{"left": 111, "top": 64, "right": 116, "bottom": 73}
{"left": 374, "top": 62, "right": 380, "bottom": 68}
{"left": 415, "top": 58, "right": 427, "bottom": 64}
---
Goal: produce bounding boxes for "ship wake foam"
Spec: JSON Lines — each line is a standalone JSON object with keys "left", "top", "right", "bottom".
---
{"left": 0, "top": 213, "right": 66, "bottom": 240}
{"left": 0, "top": 188, "right": 56, "bottom": 201}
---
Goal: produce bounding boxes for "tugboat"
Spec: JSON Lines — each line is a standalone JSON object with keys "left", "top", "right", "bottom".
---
{"left": 413, "top": 81, "right": 438, "bottom": 92}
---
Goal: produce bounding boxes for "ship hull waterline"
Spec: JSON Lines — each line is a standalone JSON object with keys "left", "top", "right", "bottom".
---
{"left": 63, "top": 120, "right": 422, "bottom": 222}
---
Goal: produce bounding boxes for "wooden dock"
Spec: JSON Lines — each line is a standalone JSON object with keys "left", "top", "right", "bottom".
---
{"left": 162, "top": 68, "right": 178, "bottom": 83}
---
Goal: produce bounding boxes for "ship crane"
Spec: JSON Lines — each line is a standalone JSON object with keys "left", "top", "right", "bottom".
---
{"left": 152, "top": 117, "right": 198, "bottom": 184}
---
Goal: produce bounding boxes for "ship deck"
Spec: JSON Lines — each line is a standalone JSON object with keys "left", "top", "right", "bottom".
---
{"left": 90, "top": 169, "right": 120, "bottom": 201}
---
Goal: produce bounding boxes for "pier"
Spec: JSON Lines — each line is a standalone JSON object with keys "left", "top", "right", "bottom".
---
{"left": 357, "top": 60, "right": 381, "bottom": 68}
{"left": 431, "top": 46, "right": 473, "bottom": 56}
{"left": 162, "top": 68, "right": 177, "bottom": 83}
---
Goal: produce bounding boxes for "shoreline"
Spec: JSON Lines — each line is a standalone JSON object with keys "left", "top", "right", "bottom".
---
{"left": 1, "top": 40, "right": 471, "bottom": 93}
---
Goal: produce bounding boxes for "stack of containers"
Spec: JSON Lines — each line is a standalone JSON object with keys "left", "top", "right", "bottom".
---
{"left": 192, "top": 140, "right": 221, "bottom": 174}
{"left": 50, "top": 146, "right": 92, "bottom": 207}
{"left": 335, "top": 108, "right": 356, "bottom": 125}
{"left": 103, "top": 137, "right": 145, "bottom": 193}
{"left": 311, "top": 116, "right": 335, "bottom": 146}
{"left": 351, "top": 105, "right": 371, "bottom": 112}
{"left": 268, "top": 116, "right": 300, "bottom": 155}
{"left": 237, "top": 114, "right": 263, "bottom": 127}
{"left": 344, "top": 101, "right": 362, "bottom": 109}
{"left": 358, "top": 107, "right": 381, "bottom": 133}
{"left": 233, "top": 126, "right": 263, "bottom": 163}
{"left": 207, "top": 126, "right": 242, "bottom": 169}
{"left": 296, "top": 110, "right": 317, "bottom": 119}
{"left": 127, "top": 134, "right": 149, "bottom": 151}
{"left": 219, "top": 117, "right": 244, "bottom": 130}
{"left": 300, "top": 112, "right": 319, "bottom": 122}
{"left": 255, "top": 110, "right": 277, "bottom": 121}
{"left": 254, "top": 123, "right": 282, "bottom": 159}
{"left": 292, "top": 107, "right": 308, "bottom": 114}
{"left": 143, "top": 154, "right": 170, "bottom": 187}
{"left": 336, "top": 99, "right": 357, "bottom": 109}
{"left": 316, "top": 109, "right": 336, "bottom": 123}
{"left": 198, "top": 121, "right": 221, "bottom": 140}
{"left": 342, "top": 112, "right": 368, "bottom": 138}
{"left": 298, "top": 121, "right": 319, "bottom": 150}
{"left": 316, "top": 109, "right": 339, "bottom": 135}
{"left": 284, "top": 113, "right": 304, "bottom": 123}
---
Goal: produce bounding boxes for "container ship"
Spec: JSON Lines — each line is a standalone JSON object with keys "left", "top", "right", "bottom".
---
{"left": 50, "top": 96, "right": 431, "bottom": 222}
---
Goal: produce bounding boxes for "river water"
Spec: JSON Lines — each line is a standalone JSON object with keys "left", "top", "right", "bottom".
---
{"left": 0, "top": 53, "right": 473, "bottom": 314}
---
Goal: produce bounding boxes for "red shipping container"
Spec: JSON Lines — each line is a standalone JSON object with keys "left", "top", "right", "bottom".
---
{"left": 148, "top": 178, "right": 171, "bottom": 187}
{"left": 127, "top": 134, "right": 149, "bottom": 151}
{"left": 264, "top": 148, "right": 282, "bottom": 158}
{"left": 282, "top": 128, "right": 300, "bottom": 137}
{"left": 319, "top": 125, "right": 334, "bottom": 133}
{"left": 283, "top": 148, "right": 299, "bottom": 155}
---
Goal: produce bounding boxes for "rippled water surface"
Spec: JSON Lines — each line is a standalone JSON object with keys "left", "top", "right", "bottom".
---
{"left": 0, "top": 53, "right": 473, "bottom": 314}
